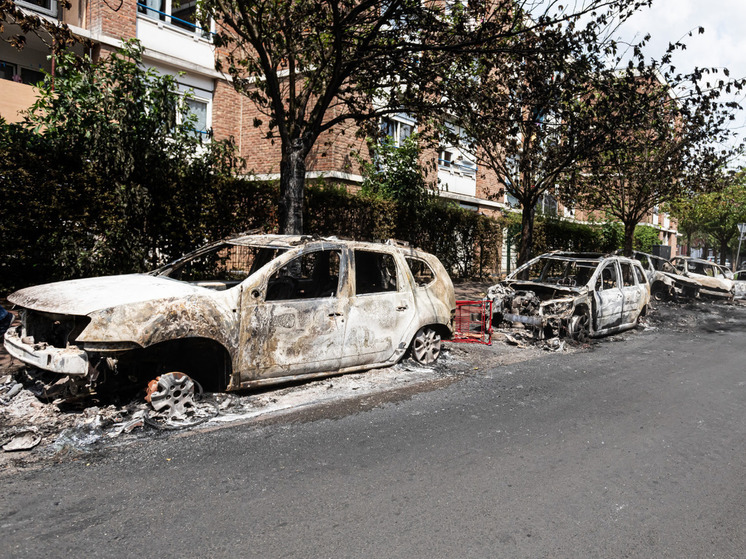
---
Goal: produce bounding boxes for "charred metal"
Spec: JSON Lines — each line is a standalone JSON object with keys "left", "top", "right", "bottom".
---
{"left": 4, "top": 235, "right": 456, "bottom": 395}
{"left": 488, "top": 252, "right": 650, "bottom": 341}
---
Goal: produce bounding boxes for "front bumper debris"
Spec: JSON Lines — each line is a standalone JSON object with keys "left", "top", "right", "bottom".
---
{"left": 3, "top": 326, "right": 89, "bottom": 376}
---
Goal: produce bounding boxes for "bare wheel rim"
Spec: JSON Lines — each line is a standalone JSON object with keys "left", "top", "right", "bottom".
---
{"left": 412, "top": 327, "right": 442, "bottom": 364}
{"left": 652, "top": 284, "right": 669, "bottom": 302}
{"left": 569, "top": 313, "right": 590, "bottom": 342}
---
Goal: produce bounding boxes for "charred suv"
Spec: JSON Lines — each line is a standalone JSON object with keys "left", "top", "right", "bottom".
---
{"left": 488, "top": 252, "right": 650, "bottom": 340}
{"left": 4, "top": 235, "right": 455, "bottom": 394}
{"left": 630, "top": 251, "right": 701, "bottom": 302}
{"left": 669, "top": 257, "right": 735, "bottom": 300}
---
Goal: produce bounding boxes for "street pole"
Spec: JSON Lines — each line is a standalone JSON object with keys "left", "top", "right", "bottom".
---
{"left": 736, "top": 223, "right": 746, "bottom": 272}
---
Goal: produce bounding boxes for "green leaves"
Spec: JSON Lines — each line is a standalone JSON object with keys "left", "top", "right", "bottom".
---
{"left": 0, "top": 41, "right": 241, "bottom": 290}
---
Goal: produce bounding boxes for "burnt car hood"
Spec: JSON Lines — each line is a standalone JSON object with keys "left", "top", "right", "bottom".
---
{"left": 7, "top": 274, "right": 213, "bottom": 316}
{"left": 658, "top": 271, "right": 700, "bottom": 287}
{"left": 505, "top": 281, "right": 587, "bottom": 299}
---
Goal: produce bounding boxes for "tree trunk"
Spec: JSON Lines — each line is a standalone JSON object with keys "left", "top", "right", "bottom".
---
{"left": 517, "top": 204, "right": 535, "bottom": 266}
{"left": 719, "top": 238, "right": 729, "bottom": 266}
{"left": 279, "top": 138, "right": 308, "bottom": 235}
{"left": 622, "top": 220, "right": 635, "bottom": 257}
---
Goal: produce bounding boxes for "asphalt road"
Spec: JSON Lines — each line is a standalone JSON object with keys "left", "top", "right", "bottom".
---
{"left": 2, "top": 304, "right": 746, "bottom": 558}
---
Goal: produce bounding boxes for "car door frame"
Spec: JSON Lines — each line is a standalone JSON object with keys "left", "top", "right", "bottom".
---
{"left": 592, "top": 259, "right": 624, "bottom": 331}
{"left": 339, "top": 247, "right": 417, "bottom": 368}
{"left": 235, "top": 243, "right": 350, "bottom": 382}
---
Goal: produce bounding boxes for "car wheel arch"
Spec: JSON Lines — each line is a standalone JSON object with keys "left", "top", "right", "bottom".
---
{"left": 117, "top": 337, "right": 233, "bottom": 392}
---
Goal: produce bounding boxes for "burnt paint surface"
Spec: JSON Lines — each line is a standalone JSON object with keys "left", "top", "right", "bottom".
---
{"left": 5, "top": 236, "right": 456, "bottom": 391}
{"left": 489, "top": 255, "right": 648, "bottom": 337}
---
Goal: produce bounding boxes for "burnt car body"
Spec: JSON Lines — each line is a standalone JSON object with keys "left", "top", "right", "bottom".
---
{"left": 487, "top": 252, "right": 650, "bottom": 340}
{"left": 4, "top": 235, "right": 455, "bottom": 392}
{"left": 669, "top": 257, "right": 735, "bottom": 300}
{"left": 630, "top": 251, "right": 701, "bottom": 302}
{"left": 732, "top": 270, "right": 746, "bottom": 300}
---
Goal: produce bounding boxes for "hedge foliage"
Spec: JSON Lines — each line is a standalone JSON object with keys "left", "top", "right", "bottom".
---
{"left": 505, "top": 214, "right": 667, "bottom": 259}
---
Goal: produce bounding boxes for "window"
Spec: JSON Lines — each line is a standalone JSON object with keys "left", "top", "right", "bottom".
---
{"left": 0, "top": 60, "right": 16, "bottom": 82}
{"left": 537, "top": 192, "right": 558, "bottom": 217}
{"left": 355, "top": 251, "right": 398, "bottom": 294}
{"left": 439, "top": 148, "right": 476, "bottom": 175}
{"left": 633, "top": 263, "right": 647, "bottom": 285}
{"left": 597, "top": 264, "right": 619, "bottom": 290}
{"left": 380, "top": 117, "right": 413, "bottom": 146}
{"left": 21, "top": 68, "right": 44, "bottom": 86}
{"left": 16, "top": 0, "right": 56, "bottom": 17}
{"left": 166, "top": 244, "right": 285, "bottom": 283}
{"left": 138, "top": 0, "right": 211, "bottom": 38}
{"left": 406, "top": 257, "right": 435, "bottom": 287}
{"left": 0, "top": 61, "right": 45, "bottom": 86}
{"left": 185, "top": 97, "right": 209, "bottom": 136}
{"left": 620, "top": 262, "right": 635, "bottom": 286}
{"left": 266, "top": 250, "right": 341, "bottom": 301}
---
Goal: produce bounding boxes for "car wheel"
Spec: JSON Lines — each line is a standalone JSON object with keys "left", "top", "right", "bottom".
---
{"left": 567, "top": 311, "right": 590, "bottom": 342}
{"left": 411, "top": 326, "right": 442, "bottom": 365}
{"left": 651, "top": 282, "right": 670, "bottom": 302}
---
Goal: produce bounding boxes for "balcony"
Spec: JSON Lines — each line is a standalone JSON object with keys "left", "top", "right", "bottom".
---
{"left": 438, "top": 157, "right": 477, "bottom": 197}
{"left": 0, "top": 79, "right": 38, "bottom": 123}
{"left": 136, "top": 2, "right": 215, "bottom": 70}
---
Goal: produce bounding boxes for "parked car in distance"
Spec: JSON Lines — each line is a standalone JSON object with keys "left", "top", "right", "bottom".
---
{"left": 732, "top": 270, "right": 746, "bottom": 300}
{"left": 487, "top": 252, "right": 650, "bottom": 341}
{"left": 4, "top": 235, "right": 456, "bottom": 396}
{"left": 630, "top": 251, "right": 700, "bottom": 302}
{"left": 669, "top": 256, "right": 735, "bottom": 300}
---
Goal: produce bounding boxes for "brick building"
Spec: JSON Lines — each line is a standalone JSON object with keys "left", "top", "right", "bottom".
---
{"left": 1, "top": 0, "right": 679, "bottom": 266}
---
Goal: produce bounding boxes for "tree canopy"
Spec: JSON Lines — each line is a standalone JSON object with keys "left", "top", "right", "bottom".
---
{"left": 199, "top": 0, "right": 645, "bottom": 235}
{"left": 567, "top": 59, "right": 744, "bottom": 256}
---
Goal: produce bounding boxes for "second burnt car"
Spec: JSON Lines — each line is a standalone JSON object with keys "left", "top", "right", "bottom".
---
{"left": 4, "top": 235, "right": 455, "bottom": 399}
{"left": 630, "top": 251, "right": 701, "bottom": 302}
{"left": 488, "top": 252, "right": 650, "bottom": 341}
{"left": 669, "top": 256, "right": 735, "bottom": 300}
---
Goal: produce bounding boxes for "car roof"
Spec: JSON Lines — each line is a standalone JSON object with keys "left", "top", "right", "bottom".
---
{"left": 673, "top": 256, "right": 722, "bottom": 266}
{"left": 531, "top": 251, "right": 638, "bottom": 264}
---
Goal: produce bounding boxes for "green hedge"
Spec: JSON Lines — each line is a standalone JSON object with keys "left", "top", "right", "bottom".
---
{"left": 1, "top": 174, "right": 503, "bottom": 293}
{"left": 509, "top": 215, "right": 663, "bottom": 258}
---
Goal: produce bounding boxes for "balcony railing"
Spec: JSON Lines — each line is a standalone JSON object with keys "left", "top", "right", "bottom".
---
{"left": 438, "top": 158, "right": 477, "bottom": 175}
{"left": 137, "top": 3, "right": 213, "bottom": 39}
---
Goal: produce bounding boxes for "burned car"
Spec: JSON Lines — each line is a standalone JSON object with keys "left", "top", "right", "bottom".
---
{"left": 669, "top": 257, "right": 735, "bottom": 300}
{"left": 4, "top": 235, "right": 455, "bottom": 398}
{"left": 733, "top": 270, "right": 746, "bottom": 300}
{"left": 488, "top": 252, "right": 650, "bottom": 341}
{"left": 630, "top": 251, "right": 701, "bottom": 302}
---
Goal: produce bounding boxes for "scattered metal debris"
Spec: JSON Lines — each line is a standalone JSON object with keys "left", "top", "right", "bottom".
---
{"left": 3, "top": 427, "right": 41, "bottom": 452}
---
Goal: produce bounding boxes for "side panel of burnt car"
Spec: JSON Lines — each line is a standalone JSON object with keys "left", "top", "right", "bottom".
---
{"left": 342, "top": 249, "right": 416, "bottom": 367}
{"left": 235, "top": 243, "right": 349, "bottom": 382}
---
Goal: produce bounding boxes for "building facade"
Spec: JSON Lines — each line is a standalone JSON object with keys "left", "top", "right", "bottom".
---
{"left": 1, "top": 0, "right": 679, "bottom": 266}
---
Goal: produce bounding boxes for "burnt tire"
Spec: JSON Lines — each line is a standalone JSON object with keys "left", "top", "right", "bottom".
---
{"left": 567, "top": 311, "right": 590, "bottom": 342}
{"left": 410, "top": 326, "right": 442, "bottom": 365}
{"left": 651, "top": 282, "right": 670, "bottom": 302}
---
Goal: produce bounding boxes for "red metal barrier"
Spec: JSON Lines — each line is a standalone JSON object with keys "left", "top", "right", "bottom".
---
{"left": 450, "top": 300, "right": 493, "bottom": 345}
